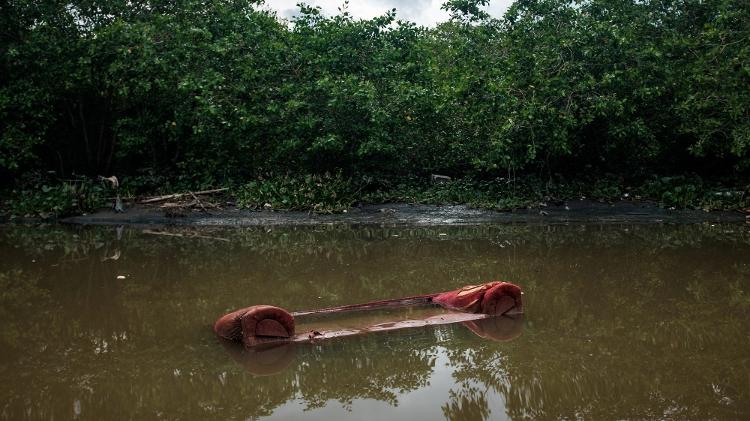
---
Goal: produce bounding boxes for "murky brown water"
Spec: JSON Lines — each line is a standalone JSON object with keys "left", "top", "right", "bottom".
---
{"left": 1, "top": 223, "right": 749, "bottom": 420}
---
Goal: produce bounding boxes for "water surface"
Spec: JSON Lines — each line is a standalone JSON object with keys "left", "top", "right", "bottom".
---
{"left": 0, "top": 223, "right": 748, "bottom": 420}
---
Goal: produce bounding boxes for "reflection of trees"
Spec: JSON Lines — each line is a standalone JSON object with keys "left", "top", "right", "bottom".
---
{"left": 295, "top": 333, "right": 436, "bottom": 409}
{"left": 0, "top": 269, "right": 55, "bottom": 360}
{"left": 0, "top": 223, "right": 748, "bottom": 419}
{"left": 442, "top": 386, "right": 490, "bottom": 421}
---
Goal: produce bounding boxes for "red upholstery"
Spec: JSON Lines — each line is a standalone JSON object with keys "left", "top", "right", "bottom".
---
{"left": 481, "top": 282, "right": 523, "bottom": 315}
{"left": 214, "top": 305, "right": 295, "bottom": 347}
{"left": 213, "top": 307, "right": 249, "bottom": 342}
{"left": 433, "top": 282, "right": 522, "bottom": 315}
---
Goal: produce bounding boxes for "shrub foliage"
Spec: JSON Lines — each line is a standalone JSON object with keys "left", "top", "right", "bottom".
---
{"left": 2, "top": 0, "right": 748, "bottom": 186}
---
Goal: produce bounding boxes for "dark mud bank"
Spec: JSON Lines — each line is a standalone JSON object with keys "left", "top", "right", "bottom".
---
{"left": 61, "top": 200, "right": 748, "bottom": 226}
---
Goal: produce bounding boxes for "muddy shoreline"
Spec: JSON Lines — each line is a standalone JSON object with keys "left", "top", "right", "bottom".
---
{"left": 55, "top": 200, "right": 748, "bottom": 226}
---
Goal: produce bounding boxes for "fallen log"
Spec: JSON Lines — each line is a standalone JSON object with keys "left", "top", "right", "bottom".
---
{"left": 140, "top": 188, "right": 228, "bottom": 204}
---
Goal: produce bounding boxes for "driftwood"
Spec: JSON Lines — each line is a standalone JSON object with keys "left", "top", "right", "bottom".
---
{"left": 158, "top": 198, "right": 221, "bottom": 217}
{"left": 159, "top": 200, "right": 220, "bottom": 209}
{"left": 430, "top": 174, "right": 452, "bottom": 184}
{"left": 189, "top": 191, "right": 208, "bottom": 212}
{"left": 140, "top": 188, "right": 228, "bottom": 204}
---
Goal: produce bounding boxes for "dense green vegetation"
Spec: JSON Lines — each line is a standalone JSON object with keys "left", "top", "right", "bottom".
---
{"left": 1, "top": 0, "right": 749, "bottom": 215}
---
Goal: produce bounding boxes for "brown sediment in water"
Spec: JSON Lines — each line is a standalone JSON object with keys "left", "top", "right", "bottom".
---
{"left": 2, "top": 223, "right": 749, "bottom": 419}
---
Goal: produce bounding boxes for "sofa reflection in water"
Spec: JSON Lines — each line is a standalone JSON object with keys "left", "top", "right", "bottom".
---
{"left": 221, "top": 314, "right": 524, "bottom": 376}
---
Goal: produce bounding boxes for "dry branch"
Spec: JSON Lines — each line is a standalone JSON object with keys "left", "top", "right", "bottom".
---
{"left": 140, "top": 188, "right": 228, "bottom": 204}
{"left": 189, "top": 191, "right": 208, "bottom": 212}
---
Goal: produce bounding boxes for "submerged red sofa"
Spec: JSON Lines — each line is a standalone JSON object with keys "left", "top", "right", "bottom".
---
{"left": 214, "top": 281, "right": 523, "bottom": 348}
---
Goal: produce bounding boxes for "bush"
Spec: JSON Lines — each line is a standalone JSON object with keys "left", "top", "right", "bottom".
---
{"left": 639, "top": 176, "right": 749, "bottom": 210}
{"left": 1, "top": 0, "right": 748, "bottom": 212}
{"left": 234, "top": 173, "right": 359, "bottom": 213}
{"left": 3, "top": 177, "right": 109, "bottom": 218}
